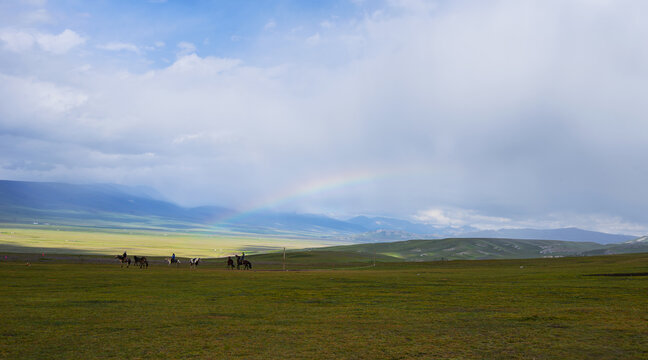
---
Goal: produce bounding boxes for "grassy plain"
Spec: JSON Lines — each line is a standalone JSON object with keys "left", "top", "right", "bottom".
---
{"left": 0, "top": 226, "right": 343, "bottom": 258}
{"left": 1, "top": 253, "right": 646, "bottom": 359}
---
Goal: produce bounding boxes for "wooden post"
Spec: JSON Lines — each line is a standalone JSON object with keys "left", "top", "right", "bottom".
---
{"left": 373, "top": 246, "right": 376, "bottom": 268}
{"left": 283, "top": 247, "right": 286, "bottom": 271}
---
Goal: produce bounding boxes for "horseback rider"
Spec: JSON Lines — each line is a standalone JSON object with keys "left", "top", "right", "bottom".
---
{"left": 241, "top": 252, "right": 245, "bottom": 261}
{"left": 123, "top": 251, "right": 127, "bottom": 258}
{"left": 171, "top": 253, "right": 176, "bottom": 262}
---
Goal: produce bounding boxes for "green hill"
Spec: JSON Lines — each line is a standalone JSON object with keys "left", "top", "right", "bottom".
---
{"left": 304, "top": 238, "right": 606, "bottom": 261}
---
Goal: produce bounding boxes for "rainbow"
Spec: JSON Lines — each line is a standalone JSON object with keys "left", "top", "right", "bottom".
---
{"left": 213, "top": 168, "right": 403, "bottom": 225}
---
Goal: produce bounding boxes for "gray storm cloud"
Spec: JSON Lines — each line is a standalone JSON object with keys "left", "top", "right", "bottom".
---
{"left": 1, "top": 0, "right": 648, "bottom": 233}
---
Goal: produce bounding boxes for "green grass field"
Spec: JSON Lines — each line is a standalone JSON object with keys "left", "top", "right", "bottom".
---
{"left": 1, "top": 252, "right": 646, "bottom": 359}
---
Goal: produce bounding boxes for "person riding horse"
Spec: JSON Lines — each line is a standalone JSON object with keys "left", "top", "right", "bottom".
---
{"left": 233, "top": 253, "right": 251, "bottom": 270}
{"left": 115, "top": 252, "right": 130, "bottom": 268}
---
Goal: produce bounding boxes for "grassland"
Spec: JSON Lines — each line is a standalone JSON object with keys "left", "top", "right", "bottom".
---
{"left": 308, "top": 238, "right": 607, "bottom": 260}
{"left": 0, "top": 226, "right": 345, "bottom": 258}
{"left": 1, "top": 252, "right": 646, "bottom": 359}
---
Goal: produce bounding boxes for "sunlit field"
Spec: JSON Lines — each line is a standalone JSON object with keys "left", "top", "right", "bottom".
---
{"left": 1, "top": 253, "right": 646, "bottom": 359}
{"left": 0, "top": 226, "right": 344, "bottom": 258}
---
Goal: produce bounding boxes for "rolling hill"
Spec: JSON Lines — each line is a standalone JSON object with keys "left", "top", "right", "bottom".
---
{"left": 302, "top": 237, "right": 607, "bottom": 261}
{"left": 459, "top": 227, "right": 635, "bottom": 244}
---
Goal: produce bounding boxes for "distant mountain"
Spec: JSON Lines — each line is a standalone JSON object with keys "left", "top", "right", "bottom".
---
{"left": 0, "top": 180, "right": 641, "bottom": 246}
{"left": 0, "top": 180, "right": 362, "bottom": 235}
{"left": 459, "top": 227, "right": 635, "bottom": 244}
{"left": 625, "top": 235, "right": 648, "bottom": 244}
{"left": 336, "top": 230, "right": 436, "bottom": 243}
{"left": 0, "top": 180, "right": 229, "bottom": 224}
{"left": 581, "top": 235, "right": 648, "bottom": 256}
{"left": 346, "top": 215, "right": 474, "bottom": 237}
{"left": 317, "top": 237, "right": 605, "bottom": 261}
{"left": 347, "top": 216, "right": 441, "bottom": 234}
{"left": 224, "top": 211, "right": 366, "bottom": 234}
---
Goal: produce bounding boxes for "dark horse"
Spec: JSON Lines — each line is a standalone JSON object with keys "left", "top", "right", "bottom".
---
{"left": 227, "top": 256, "right": 235, "bottom": 270}
{"left": 241, "top": 259, "right": 252, "bottom": 270}
{"left": 133, "top": 255, "right": 148, "bottom": 269}
{"left": 235, "top": 254, "right": 251, "bottom": 270}
{"left": 115, "top": 254, "right": 131, "bottom": 268}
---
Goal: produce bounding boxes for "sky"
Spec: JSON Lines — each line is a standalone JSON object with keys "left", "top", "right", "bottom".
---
{"left": 1, "top": 0, "right": 648, "bottom": 235}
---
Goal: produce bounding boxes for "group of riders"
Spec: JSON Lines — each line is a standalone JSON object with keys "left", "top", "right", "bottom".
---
{"left": 115, "top": 251, "right": 148, "bottom": 269}
{"left": 227, "top": 252, "right": 252, "bottom": 270}
{"left": 115, "top": 251, "right": 251, "bottom": 270}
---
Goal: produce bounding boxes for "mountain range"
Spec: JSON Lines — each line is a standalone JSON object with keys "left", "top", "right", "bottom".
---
{"left": 0, "top": 180, "right": 642, "bottom": 245}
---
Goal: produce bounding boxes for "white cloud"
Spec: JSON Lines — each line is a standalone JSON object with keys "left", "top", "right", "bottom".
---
{"left": 172, "top": 132, "right": 236, "bottom": 145}
{"left": 305, "top": 32, "right": 320, "bottom": 45}
{"left": 320, "top": 20, "right": 334, "bottom": 29}
{"left": 35, "top": 29, "right": 85, "bottom": 54}
{"left": 0, "top": 30, "right": 35, "bottom": 52}
{"left": 176, "top": 41, "right": 196, "bottom": 56}
{"left": 415, "top": 208, "right": 512, "bottom": 230}
{"left": 167, "top": 54, "right": 241, "bottom": 74}
{"left": 97, "top": 41, "right": 140, "bottom": 53}
{"left": 0, "top": 73, "right": 87, "bottom": 120}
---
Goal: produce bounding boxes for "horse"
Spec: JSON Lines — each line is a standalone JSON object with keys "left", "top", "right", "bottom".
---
{"left": 235, "top": 254, "right": 241, "bottom": 270}
{"left": 114, "top": 254, "right": 131, "bottom": 268}
{"left": 133, "top": 255, "right": 148, "bottom": 269}
{"left": 165, "top": 257, "right": 181, "bottom": 266}
{"left": 227, "top": 257, "right": 235, "bottom": 270}
{"left": 241, "top": 259, "right": 252, "bottom": 270}
{"left": 189, "top": 258, "right": 200, "bottom": 269}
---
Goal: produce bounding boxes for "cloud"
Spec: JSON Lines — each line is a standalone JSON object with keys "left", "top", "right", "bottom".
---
{"left": 414, "top": 208, "right": 512, "bottom": 230}
{"left": 320, "top": 20, "right": 334, "bottom": 29}
{"left": 305, "top": 32, "right": 320, "bottom": 45}
{"left": 0, "top": 73, "right": 88, "bottom": 117}
{"left": 97, "top": 41, "right": 140, "bottom": 53}
{"left": 2, "top": 1, "right": 648, "bottom": 234}
{"left": 414, "top": 208, "right": 648, "bottom": 235}
{"left": 1, "top": 29, "right": 85, "bottom": 53}
{"left": 0, "top": 30, "right": 34, "bottom": 52}
{"left": 167, "top": 54, "right": 240, "bottom": 74}
{"left": 35, "top": 29, "right": 85, "bottom": 54}
{"left": 176, "top": 41, "right": 196, "bottom": 56}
